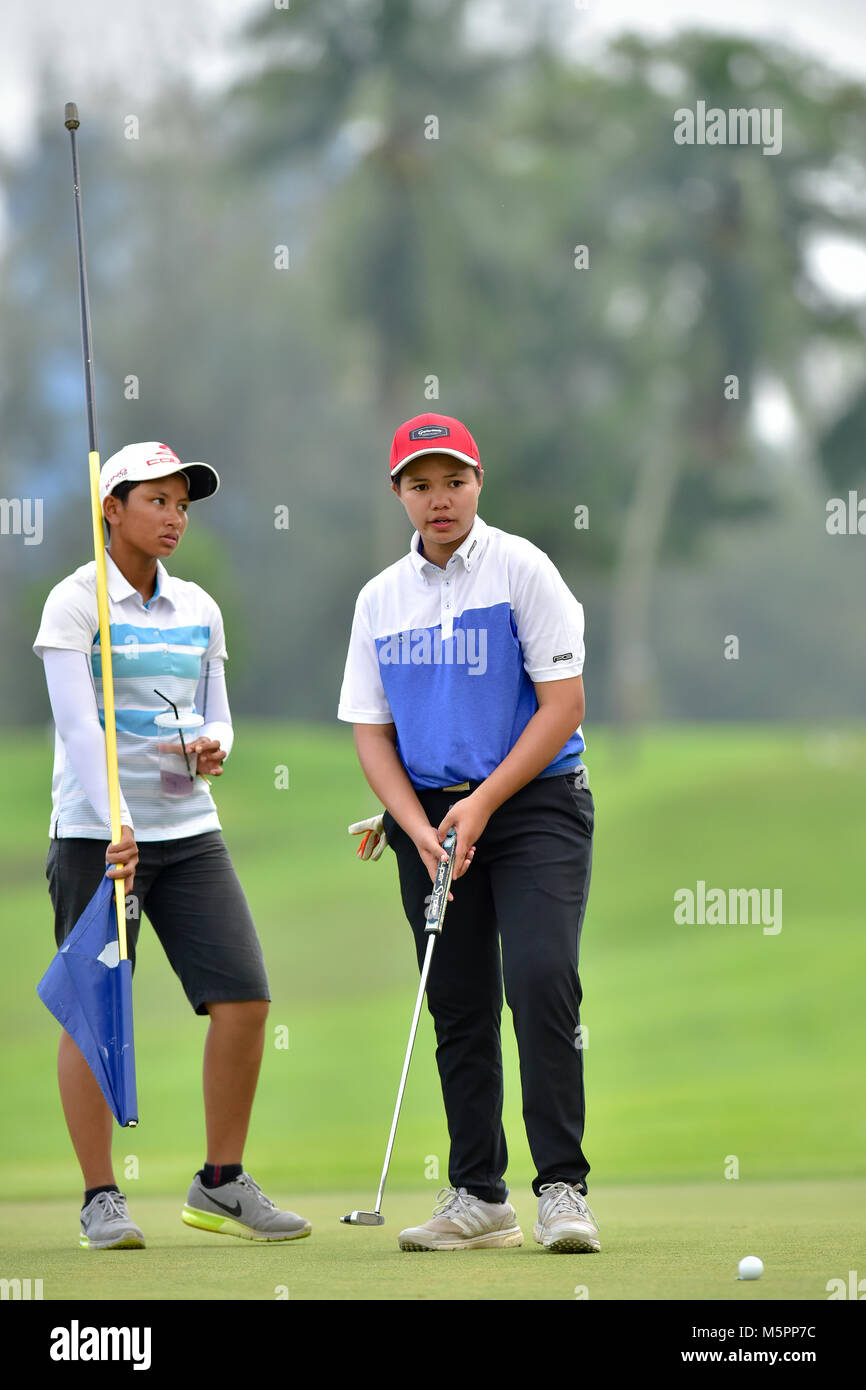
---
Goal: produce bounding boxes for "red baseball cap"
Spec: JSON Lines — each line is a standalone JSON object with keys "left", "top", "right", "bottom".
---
{"left": 390, "top": 413, "right": 482, "bottom": 481}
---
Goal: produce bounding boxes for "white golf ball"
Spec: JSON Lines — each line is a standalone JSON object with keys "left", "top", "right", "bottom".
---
{"left": 738, "top": 1255, "right": 763, "bottom": 1280}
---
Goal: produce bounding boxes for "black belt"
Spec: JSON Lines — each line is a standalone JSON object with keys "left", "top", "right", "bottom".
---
{"left": 434, "top": 767, "right": 588, "bottom": 794}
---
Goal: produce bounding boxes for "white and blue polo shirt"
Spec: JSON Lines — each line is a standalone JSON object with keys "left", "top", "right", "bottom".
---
{"left": 33, "top": 551, "right": 227, "bottom": 839}
{"left": 338, "top": 515, "right": 586, "bottom": 790}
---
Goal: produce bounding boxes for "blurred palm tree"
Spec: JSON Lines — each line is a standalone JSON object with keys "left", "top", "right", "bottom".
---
{"left": 234, "top": 0, "right": 515, "bottom": 566}
{"left": 6, "top": 12, "right": 866, "bottom": 727}
{"left": 233, "top": 12, "right": 866, "bottom": 723}
{"left": 462, "top": 29, "right": 866, "bottom": 724}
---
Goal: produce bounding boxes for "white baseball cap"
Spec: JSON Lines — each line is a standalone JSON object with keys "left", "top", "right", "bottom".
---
{"left": 99, "top": 442, "right": 220, "bottom": 506}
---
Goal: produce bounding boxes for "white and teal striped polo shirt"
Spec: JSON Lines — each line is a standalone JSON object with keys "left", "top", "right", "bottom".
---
{"left": 338, "top": 514, "right": 586, "bottom": 790}
{"left": 34, "top": 551, "right": 227, "bottom": 839}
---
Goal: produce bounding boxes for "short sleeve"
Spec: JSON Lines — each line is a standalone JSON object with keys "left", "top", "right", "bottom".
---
{"left": 33, "top": 576, "right": 97, "bottom": 660}
{"left": 509, "top": 543, "right": 585, "bottom": 682}
{"left": 337, "top": 593, "right": 394, "bottom": 724}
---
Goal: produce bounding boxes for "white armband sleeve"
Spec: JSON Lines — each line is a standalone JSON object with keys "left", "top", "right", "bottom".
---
{"left": 43, "top": 648, "right": 134, "bottom": 832}
{"left": 195, "top": 657, "right": 234, "bottom": 758}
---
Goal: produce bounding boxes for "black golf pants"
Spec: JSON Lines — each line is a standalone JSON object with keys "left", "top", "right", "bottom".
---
{"left": 382, "top": 770, "right": 594, "bottom": 1204}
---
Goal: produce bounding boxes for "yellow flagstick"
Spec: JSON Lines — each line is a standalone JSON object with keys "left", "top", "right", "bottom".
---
{"left": 89, "top": 450, "right": 129, "bottom": 959}
{"left": 66, "top": 103, "right": 128, "bottom": 961}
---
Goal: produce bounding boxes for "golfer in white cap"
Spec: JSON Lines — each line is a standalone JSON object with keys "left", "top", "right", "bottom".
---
{"left": 33, "top": 442, "right": 311, "bottom": 1250}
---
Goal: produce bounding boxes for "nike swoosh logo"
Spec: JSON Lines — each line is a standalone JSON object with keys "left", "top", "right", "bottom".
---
{"left": 201, "top": 1189, "right": 242, "bottom": 1217}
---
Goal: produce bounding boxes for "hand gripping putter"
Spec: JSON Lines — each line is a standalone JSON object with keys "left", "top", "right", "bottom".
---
{"left": 341, "top": 828, "right": 458, "bottom": 1227}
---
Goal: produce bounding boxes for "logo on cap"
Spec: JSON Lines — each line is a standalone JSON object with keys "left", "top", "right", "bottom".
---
{"left": 146, "top": 445, "right": 180, "bottom": 467}
{"left": 409, "top": 426, "right": 450, "bottom": 440}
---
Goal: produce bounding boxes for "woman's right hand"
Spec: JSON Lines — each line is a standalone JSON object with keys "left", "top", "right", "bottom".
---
{"left": 105, "top": 825, "right": 138, "bottom": 893}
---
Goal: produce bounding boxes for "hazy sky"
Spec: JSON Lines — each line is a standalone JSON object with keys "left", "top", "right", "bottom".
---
{"left": 576, "top": 0, "right": 866, "bottom": 78}
{"left": 1, "top": 0, "right": 865, "bottom": 159}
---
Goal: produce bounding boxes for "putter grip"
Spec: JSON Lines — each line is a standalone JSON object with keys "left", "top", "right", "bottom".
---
{"left": 65, "top": 103, "right": 80, "bottom": 129}
{"left": 424, "top": 830, "right": 457, "bottom": 936}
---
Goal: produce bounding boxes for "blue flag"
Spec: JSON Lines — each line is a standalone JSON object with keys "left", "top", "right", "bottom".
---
{"left": 38, "top": 874, "right": 138, "bottom": 1127}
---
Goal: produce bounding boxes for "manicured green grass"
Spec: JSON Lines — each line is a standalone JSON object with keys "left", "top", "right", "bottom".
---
{"left": 1, "top": 720, "right": 863, "bottom": 1301}
{"left": 0, "top": 1180, "right": 861, "bottom": 1301}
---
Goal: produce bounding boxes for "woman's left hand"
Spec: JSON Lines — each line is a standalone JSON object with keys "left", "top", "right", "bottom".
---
{"left": 437, "top": 792, "right": 490, "bottom": 879}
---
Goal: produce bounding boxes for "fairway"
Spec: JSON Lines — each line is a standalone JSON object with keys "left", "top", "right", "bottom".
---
{"left": 1, "top": 1179, "right": 861, "bottom": 1301}
{"left": 3, "top": 720, "right": 864, "bottom": 1305}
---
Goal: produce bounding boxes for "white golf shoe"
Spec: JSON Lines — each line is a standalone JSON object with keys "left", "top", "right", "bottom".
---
{"left": 534, "top": 1182, "right": 601, "bottom": 1253}
{"left": 398, "top": 1186, "right": 524, "bottom": 1251}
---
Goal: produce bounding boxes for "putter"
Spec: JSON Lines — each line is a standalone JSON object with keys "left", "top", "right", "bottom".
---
{"left": 341, "top": 827, "right": 458, "bottom": 1227}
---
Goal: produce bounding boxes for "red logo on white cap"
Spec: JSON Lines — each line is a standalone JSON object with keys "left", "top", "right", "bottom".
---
{"left": 146, "top": 445, "right": 181, "bottom": 468}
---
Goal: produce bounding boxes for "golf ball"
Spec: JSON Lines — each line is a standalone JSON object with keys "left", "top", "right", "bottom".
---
{"left": 738, "top": 1255, "right": 764, "bottom": 1280}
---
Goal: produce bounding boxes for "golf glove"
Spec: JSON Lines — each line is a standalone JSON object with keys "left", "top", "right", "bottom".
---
{"left": 348, "top": 814, "right": 387, "bottom": 861}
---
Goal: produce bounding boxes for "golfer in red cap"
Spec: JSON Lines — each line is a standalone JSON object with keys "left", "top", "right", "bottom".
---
{"left": 340, "top": 413, "right": 598, "bottom": 1253}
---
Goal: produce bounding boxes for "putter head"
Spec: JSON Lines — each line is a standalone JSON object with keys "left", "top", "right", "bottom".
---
{"left": 340, "top": 1210, "right": 385, "bottom": 1226}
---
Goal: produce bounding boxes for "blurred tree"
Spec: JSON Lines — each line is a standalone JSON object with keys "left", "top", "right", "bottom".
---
{"left": 233, "top": 0, "right": 522, "bottom": 570}
{"left": 3, "top": 16, "right": 866, "bottom": 732}
{"left": 232, "top": 12, "right": 866, "bottom": 725}
{"left": 423, "top": 27, "right": 866, "bottom": 724}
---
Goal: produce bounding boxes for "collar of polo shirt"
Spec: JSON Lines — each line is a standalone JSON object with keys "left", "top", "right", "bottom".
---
{"left": 409, "top": 514, "right": 489, "bottom": 582}
{"left": 104, "top": 549, "right": 177, "bottom": 608}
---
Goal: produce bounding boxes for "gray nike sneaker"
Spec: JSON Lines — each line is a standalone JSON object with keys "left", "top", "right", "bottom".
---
{"left": 182, "top": 1172, "right": 311, "bottom": 1242}
{"left": 79, "top": 1190, "right": 146, "bottom": 1250}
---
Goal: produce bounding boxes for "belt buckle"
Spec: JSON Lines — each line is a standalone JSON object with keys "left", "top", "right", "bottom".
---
{"left": 441, "top": 781, "right": 470, "bottom": 792}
